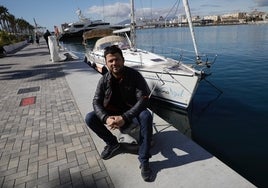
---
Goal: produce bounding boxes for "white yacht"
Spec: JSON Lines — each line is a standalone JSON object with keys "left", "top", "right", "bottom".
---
{"left": 59, "top": 9, "right": 123, "bottom": 41}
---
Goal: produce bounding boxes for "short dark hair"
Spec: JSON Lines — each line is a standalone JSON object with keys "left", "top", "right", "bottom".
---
{"left": 104, "top": 45, "right": 123, "bottom": 59}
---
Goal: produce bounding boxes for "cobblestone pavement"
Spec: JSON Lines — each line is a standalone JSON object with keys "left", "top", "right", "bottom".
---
{"left": 0, "top": 42, "right": 113, "bottom": 188}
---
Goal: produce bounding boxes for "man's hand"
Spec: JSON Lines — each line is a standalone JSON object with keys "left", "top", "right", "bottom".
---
{"left": 106, "top": 116, "right": 116, "bottom": 128}
{"left": 113, "top": 116, "right": 125, "bottom": 127}
{"left": 106, "top": 116, "right": 125, "bottom": 130}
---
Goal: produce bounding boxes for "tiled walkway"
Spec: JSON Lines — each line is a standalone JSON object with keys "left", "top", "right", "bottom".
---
{"left": 0, "top": 41, "right": 113, "bottom": 188}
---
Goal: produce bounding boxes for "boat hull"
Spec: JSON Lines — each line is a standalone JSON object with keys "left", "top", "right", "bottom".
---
{"left": 139, "top": 70, "right": 200, "bottom": 109}
{"left": 59, "top": 25, "right": 125, "bottom": 41}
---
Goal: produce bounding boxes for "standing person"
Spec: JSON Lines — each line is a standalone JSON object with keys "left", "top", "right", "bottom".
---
{"left": 28, "top": 35, "right": 33, "bottom": 44}
{"left": 43, "top": 29, "right": 51, "bottom": 49}
{"left": 35, "top": 33, "right": 39, "bottom": 46}
{"left": 85, "top": 45, "right": 153, "bottom": 182}
{"left": 54, "top": 26, "right": 60, "bottom": 46}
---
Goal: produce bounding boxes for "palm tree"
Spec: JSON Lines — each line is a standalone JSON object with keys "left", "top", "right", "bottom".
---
{"left": 0, "top": 6, "right": 10, "bottom": 31}
{"left": 7, "top": 14, "right": 16, "bottom": 34}
{"left": 0, "top": 5, "right": 34, "bottom": 45}
{"left": 0, "top": 6, "right": 34, "bottom": 34}
{"left": 16, "top": 18, "right": 33, "bottom": 34}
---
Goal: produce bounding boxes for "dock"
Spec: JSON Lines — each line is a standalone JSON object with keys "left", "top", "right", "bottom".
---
{"left": 0, "top": 40, "right": 256, "bottom": 187}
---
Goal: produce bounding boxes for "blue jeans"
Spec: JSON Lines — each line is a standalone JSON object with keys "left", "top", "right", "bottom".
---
{"left": 85, "top": 109, "right": 153, "bottom": 165}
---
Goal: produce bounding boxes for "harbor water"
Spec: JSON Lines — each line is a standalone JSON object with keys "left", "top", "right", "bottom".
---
{"left": 61, "top": 24, "right": 268, "bottom": 187}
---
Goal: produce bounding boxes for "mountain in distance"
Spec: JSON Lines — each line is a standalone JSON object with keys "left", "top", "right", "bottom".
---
{"left": 117, "top": 19, "right": 131, "bottom": 26}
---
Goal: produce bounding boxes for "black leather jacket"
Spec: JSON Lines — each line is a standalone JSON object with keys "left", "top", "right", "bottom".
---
{"left": 93, "top": 66, "right": 150, "bottom": 124}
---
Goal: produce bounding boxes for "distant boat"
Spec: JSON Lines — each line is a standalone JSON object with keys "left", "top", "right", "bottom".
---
{"left": 83, "top": 0, "right": 217, "bottom": 109}
{"left": 59, "top": 9, "right": 124, "bottom": 41}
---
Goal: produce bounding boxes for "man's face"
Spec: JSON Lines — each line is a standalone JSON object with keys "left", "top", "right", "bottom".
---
{"left": 105, "top": 53, "right": 124, "bottom": 76}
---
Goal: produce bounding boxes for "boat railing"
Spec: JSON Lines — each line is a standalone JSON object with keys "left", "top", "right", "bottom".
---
{"left": 136, "top": 44, "right": 217, "bottom": 72}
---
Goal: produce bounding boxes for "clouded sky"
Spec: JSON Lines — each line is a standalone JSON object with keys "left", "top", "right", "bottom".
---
{"left": 1, "top": 0, "right": 267, "bottom": 30}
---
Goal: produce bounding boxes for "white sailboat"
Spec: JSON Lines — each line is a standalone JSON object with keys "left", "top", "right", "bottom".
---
{"left": 83, "top": 0, "right": 216, "bottom": 109}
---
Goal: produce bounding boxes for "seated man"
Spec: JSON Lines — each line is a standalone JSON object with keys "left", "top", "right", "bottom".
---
{"left": 85, "top": 45, "right": 153, "bottom": 181}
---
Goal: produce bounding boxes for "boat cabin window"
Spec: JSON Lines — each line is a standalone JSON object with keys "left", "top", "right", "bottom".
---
{"left": 73, "top": 24, "right": 84, "bottom": 28}
{"left": 89, "top": 23, "right": 109, "bottom": 27}
{"left": 151, "top": 58, "right": 164, "bottom": 62}
{"left": 99, "top": 42, "right": 129, "bottom": 51}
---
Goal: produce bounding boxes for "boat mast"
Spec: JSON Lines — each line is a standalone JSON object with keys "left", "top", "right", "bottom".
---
{"left": 182, "top": 0, "right": 200, "bottom": 60}
{"left": 130, "top": 0, "right": 136, "bottom": 50}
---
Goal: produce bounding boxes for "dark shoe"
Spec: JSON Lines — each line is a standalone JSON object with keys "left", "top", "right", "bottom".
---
{"left": 101, "top": 143, "right": 120, "bottom": 160}
{"left": 140, "top": 163, "right": 152, "bottom": 182}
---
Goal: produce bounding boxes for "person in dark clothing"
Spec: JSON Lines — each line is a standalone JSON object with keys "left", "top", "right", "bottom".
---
{"left": 35, "top": 33, "right": 39, "bottom": 45}
{"left": 43, "top": 30, "right": 51, "bottom": 49}
{"left": 85, "top": 45, "right": 153, "bottom": 181}
{"left": 0, "top": 46, "right": 6, "bottom": 57}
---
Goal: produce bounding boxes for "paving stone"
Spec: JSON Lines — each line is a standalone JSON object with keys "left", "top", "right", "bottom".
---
{"left": 8, "top": 156, "right": 19, "bottom": 170}
{"left": 38, "top": 164, "right": 48, "bottom": 178}
{"left": 81, "top": 175, "right": 96, "bottom": 188}
{"left": 81, "top": 166, "right": 101, "bottom": 177}
{"left": 15, "top": 172, "right": 38, "bottom": 186}
{"left": 48, "top": 158, "right": 67, "bottom": 168}
{"left": 5, "top": 170, "right": 27, "bottom": 181}
{"left": 0, "top": 153, "right": 11, "bottom": 167}
{"left": 58, "top": 160, "right": 78, "bottom": 172}
{"left": 70, "top": 172, "right": 84, "bottom": 187}
{"left": 2, "top": 179, "right": 15, "bottom": 188}
{"left": 39, "top": 156, "right": 57, "bottom": 166}
{"left": 27, "top": 161, "right": 38, "bottom": 175}
{"left": 86, "top": 154, "right": 99, "bottom": 168}
{"left": 0, "top": 167, "right": 17, "bottom": 177}
{"left": 93, "top": 170, "right": 109, "bottom": 181}
{"left": 47, "top": 147, "right": 57, "bottom": 158}
{"left": 17, "top": 159, "right": 29, "bottom": 172}
{"left": 66, "top": 151, "right": 76, "bottom": 163}
{"left": 48, "top": 166, "right": 59, "bottom": 181}
{"left": 59, "top": 168, "right": 71, "bottom": 185}
{"left": 95, "top": 178, "right": 111, "bottom": 188}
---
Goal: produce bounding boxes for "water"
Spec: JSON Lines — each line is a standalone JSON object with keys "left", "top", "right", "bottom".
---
{"left": 62, "top": 24, "right": 268, "bottom": 187}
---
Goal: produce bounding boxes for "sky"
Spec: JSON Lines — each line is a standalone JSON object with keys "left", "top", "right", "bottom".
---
{"left": 1, "top": 0, "right": 268, "bottom": 31}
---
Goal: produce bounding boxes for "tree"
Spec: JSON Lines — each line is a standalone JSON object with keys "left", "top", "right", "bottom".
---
{"left": 0, "top": 6, "right": 10, "bottom": 31}
{"left": 0, "top": 5, "right": 34, "bottom": 34}
{"left": 0, "top": 5, "right": 34, "bottom": 46}
{"left": 7, "top": 14, "right": 16, "bottom": 34}
{"left": 16, "top": 18, "right": 34, "bottom": 34}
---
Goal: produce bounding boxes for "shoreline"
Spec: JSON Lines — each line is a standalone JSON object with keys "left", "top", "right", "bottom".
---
{"left": 137, "top": 20, "right": 268, "bottom": 29}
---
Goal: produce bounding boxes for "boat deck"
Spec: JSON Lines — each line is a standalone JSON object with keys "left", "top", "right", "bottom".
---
{"left": 87, "top": 48, "right": 197, "bottom": 76}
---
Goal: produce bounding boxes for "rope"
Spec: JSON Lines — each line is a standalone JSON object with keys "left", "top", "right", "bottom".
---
{"left": 148, "top": 71, "right": 164, "bottom": 98}
{"left": 164, "top": 0, "right": 181, "bottom": 21}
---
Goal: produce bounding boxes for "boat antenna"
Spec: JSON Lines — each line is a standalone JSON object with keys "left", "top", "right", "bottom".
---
{"left": 182, "top": 0, "right": 200, "bottom": 61}
{"left": 130, "top": 0, "right": 136, "bottom": 51}
{"left": 76, "top": 8, "right": 88, "bottom": 21}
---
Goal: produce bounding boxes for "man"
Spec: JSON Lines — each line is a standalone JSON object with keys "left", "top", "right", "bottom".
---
{"left": 85, "top": 45, "right": 153, "bottom": 181}
{"left": 43, "top": 30, "right": 51, "bottom": 49}
{"left": 54, "top": 26, "right": 60, "bottom": 46}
